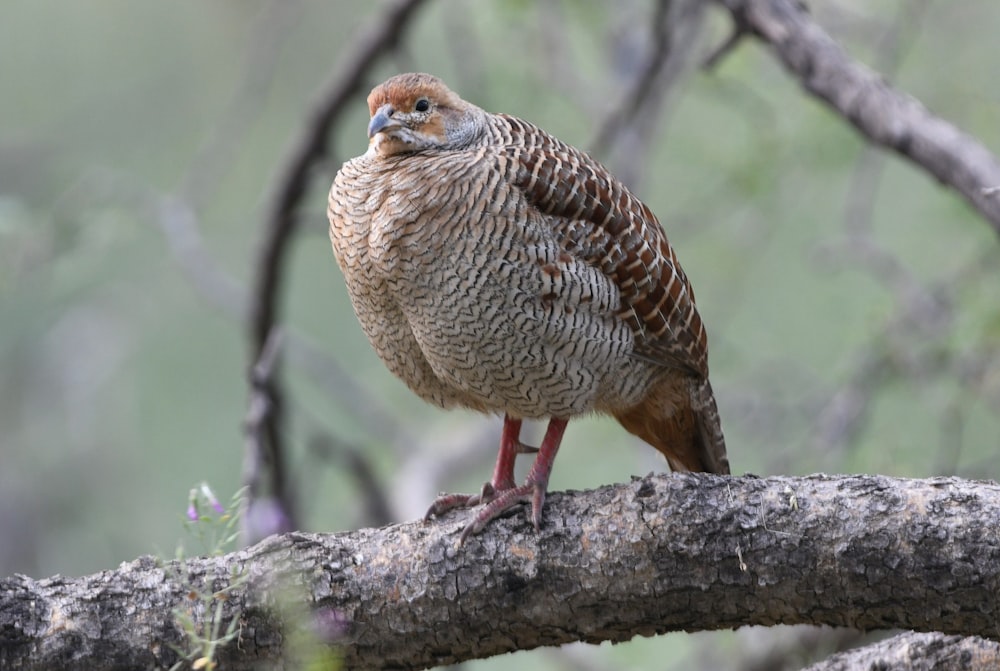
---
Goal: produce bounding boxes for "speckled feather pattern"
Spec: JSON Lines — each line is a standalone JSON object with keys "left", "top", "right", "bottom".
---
{"left": 328, "top": 74, "right": 728, "bottom": 475}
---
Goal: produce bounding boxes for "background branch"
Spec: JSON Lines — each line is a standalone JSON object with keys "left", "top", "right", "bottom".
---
{"left": 711, "top": 0, "right": 1000, "bottom": 232}
{"left": 802, "top": 631, "right": 1000, "bottom": 671}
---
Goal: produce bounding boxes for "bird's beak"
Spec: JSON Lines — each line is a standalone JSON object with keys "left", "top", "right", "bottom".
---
{"left": 368, "top": 104, "right": 400, "bottom": 138}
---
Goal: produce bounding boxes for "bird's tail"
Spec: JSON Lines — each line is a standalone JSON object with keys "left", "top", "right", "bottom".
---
{"left": 613, "top": 376, "right": 730, "bottom": 475}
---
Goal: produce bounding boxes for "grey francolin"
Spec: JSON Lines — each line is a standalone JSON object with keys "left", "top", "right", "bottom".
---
{"left": 328, "top": 72, "right": 729, "bottom": 541}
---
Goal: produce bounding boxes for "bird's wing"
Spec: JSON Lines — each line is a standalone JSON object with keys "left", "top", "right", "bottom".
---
{"left": 495, "top": 113, "right": 709, "bottom": 379}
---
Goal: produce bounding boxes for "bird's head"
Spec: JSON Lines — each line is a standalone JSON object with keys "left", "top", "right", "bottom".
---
{"left": 365, "top": 73, "right": 484, "bottom": 157}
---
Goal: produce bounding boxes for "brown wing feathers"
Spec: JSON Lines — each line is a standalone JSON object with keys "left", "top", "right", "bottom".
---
{"left": 499, "top": 114, "right": 707, "bottom": 379}
{"left": 498, "top": 114, "right": 728, "bottom": 474}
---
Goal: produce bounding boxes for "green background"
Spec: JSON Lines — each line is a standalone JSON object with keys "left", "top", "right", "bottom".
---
{"left": 2, "top": 1, "right": 998, "bottom": 668}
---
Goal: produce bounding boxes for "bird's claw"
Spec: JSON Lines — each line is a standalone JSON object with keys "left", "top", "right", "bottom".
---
{"left": 456, "top": 480, "right": 547, "bottom": 544}
{"left": 423, "top": 493, "right": 478, "bottom": 521}
{"left": 425, "top": 480, "right": 548, "bottom": 544}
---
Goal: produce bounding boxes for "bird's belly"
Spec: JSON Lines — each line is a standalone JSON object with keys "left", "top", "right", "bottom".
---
{"left": 386, "top": 231, "right": 660, "bottom": 418}
{"left": 410, "top": 317, "right": 654, "bottom": 418}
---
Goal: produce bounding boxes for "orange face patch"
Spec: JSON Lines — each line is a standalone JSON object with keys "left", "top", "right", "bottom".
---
{"left": 367, "top": 73, "right": 448, "bottom": 116}
{"left": 366, "top": 74, "right": 452, "bottom": 146}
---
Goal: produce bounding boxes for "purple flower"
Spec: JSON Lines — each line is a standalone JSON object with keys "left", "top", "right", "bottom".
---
{"left": 200, "top": 482, "right": 225, "bottom": 515}
{"left": 186, "top": 488, "right": 200, "bottom": 521}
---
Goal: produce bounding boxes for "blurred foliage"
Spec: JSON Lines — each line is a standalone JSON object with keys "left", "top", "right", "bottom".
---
{"left": 1, "top": 1, "right": 999, "bottom": 669}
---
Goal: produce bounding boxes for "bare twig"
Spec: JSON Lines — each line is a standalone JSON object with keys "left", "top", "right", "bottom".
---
{"left": 710, "top": 0, "right": 1000, "bottom": 233}
{"left": 602, "top": 0, "right": 709, "bottom": 191}
{"left": 242, "top": 327, "right": 295, "bottom": 543}
{"left": 811, "top": 0, "right": 933, "bottom": 459}
{"left": 701, "top": 4, "right": 753, "bottom": 70}
{"left": 591, "top": 0, "right": 703, "bottom": 167}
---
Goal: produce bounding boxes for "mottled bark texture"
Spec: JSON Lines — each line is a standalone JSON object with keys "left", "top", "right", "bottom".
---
{"left": 3, "top": 473, "right": 1000, "bottom": 670}
{"left": 803, "top": 631, "right": 1000, "bottom": 671}
{"left": 714, "top": 0, "right": 1000, "bottom": 232}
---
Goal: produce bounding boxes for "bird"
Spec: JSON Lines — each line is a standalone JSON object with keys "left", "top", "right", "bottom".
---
{"left": 327, "top": 72, "right": 729, "bottom": 542}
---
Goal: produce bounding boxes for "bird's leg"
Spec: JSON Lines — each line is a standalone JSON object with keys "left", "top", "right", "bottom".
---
{"left": 424, "top": 415, "right": 536, "bottom": 520}
{"left": 488, "top": 416, "right": 538, "bottom": 492}
{"left": 459, "top": 417, "right": 568, "bottom": 543}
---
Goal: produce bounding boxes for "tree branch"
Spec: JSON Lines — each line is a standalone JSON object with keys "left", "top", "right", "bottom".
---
{"left": 710, "top": 0, "right": 1000, "bottom": 233}
{"left": 803, "top": 631, "right": 1000, "bottom": 671}
{"left": 4, "top": 473, "right": 1000, "bottom": 670}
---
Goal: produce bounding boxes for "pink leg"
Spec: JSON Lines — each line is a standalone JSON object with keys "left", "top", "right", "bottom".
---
{"left": 459, "top": 417, "right": 568, "bottom": 543}
{"left": 490, "top": 416, "right": 539, "bottom": 491}
{"left": 423, "top": 415, "right": 536, "bottom": 520}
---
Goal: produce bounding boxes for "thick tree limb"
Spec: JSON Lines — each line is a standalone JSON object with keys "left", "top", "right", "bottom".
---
{"left": 711, "top": 0, "right": 1000, "bottom": 233}
{"left": 3, "top": 473, "right": 1000, "bottom": 670}
{"left": 803, "top": 631, "right": 1000, "bottom": 671}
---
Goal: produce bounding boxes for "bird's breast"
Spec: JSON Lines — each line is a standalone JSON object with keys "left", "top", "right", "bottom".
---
{"left": 329, "top": 149, "right": 664, "bottom": 417}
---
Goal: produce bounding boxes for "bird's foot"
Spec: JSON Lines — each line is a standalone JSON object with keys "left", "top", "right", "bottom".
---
{"left": 424, "top": 476, "right": 547, "bottom": 544}
{"left": 458, "top": 479, "right": 546, "bottom": 544}
{"left": 425, "top": 416, "right": 564, "bottom": 544}
{"left": 423, "top": 478, "right": 515, "bottom": 521}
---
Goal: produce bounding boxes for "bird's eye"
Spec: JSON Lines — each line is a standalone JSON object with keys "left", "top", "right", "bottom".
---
{"left": 414, "top": 98, "right": 430, "bottom": 113}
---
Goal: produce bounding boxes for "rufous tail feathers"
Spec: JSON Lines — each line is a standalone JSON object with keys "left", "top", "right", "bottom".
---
{"left": 613, "top": 377, "right": 730, "bottom": 475}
